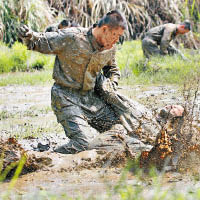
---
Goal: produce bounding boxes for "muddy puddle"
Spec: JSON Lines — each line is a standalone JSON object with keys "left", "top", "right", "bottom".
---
{"left": 0, "top": 84, "right": 200, "bottom": 199}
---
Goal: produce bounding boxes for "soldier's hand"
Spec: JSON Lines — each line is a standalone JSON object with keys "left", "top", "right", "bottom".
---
{"left": 18, "top": 25, "right": 33, "bottom": 39}
{"left": 96, "top": 74, "right": 117, "bottom": 93}
{"left": 181, "top": 55, "right": 189, "bottom": 61}
{"left": 119, "top": 112, "right": 136, "bottom": 134}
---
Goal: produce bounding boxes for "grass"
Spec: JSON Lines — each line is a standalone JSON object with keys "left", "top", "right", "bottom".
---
{"left": 0, "top": 40, "right": 199, "bottom": 86}
{"left": 0, "top": 42, "right": 55, "bottom": 73}
{"left": 0, "top": 70, "right": 53, "bottom": 86}
{"left": 12, "top": 121, "right": 62, "bottom": 139}
{"left": 1, "top": 165, "right": 200, "bottom": 199}
{"left": 116, "top": 41, "right": 200, "bottom": 85}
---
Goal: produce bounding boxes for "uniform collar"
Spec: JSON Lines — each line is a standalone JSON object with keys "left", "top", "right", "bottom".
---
{"left": 87, "top": 24, "right": 104, "bottom": 52}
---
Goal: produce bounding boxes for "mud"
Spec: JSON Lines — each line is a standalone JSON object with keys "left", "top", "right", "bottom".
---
{"left": 0, "top": 84, "right": 200, "bottom": 199}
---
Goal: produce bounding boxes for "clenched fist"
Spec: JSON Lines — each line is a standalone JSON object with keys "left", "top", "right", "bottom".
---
{"left": 18, "top": 25, "right": 33, "bottom": 40}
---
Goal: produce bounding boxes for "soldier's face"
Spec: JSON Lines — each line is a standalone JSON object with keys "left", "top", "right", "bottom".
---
{"left": 99, "top": 26, "right": 124, "bottom": 49}
{"left": 177, "top": 25, "right": 190, "bottom": 34}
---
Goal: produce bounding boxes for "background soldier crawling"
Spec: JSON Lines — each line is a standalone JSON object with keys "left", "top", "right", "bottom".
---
{"left": 142, "top": 21, "right": 191, "bottom": 59}
{"left": 19, "top": 10, "right": 166, "bottom": 155}
{"left": 45, "top": 18, "right": 79, "bottom": 32}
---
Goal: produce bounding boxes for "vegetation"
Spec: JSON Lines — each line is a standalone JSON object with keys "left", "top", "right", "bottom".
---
{"left": 1, "top": 165, "right": 200, "bottom": 199}
{"left": 0, "top": 0, "right": 199, "bottom": 47}
{"left": 0, "top": 0, "right": 199, "bottom": 199}
{"left": 0, "top": 0, "right": 55, "bottom": 46}
{"left": 0, "top": 42, "right": 54, "bottom": 73}
{"left": 0, "top": 40, "right": 199, "bottom": 86}
{"left": 117, "top": 41, "right": 200, "bottom": 85}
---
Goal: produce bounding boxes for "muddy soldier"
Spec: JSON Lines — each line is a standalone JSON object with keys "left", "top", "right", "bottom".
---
{"left": 45, "top": 19, "right": 79, "bottom": 33}
{"left": 19, "top": 10, "right": 163, "bottom": 154}
{"left": 142, "top": 21, "right": 191, "bottom": 59}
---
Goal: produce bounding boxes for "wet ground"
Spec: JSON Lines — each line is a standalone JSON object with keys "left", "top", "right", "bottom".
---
{"left": 0, "top": 84, "right": 200, "bottom": 199}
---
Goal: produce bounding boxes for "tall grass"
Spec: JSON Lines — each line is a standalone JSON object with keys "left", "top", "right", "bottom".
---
{"left": 1, "top": 0, "right": 199, "bottom": 46}
{"left": 0, "top": 0, "right": 55, "bottom": 46}
{"left": 182, "top": 0, "right": 200, "bottom": 32}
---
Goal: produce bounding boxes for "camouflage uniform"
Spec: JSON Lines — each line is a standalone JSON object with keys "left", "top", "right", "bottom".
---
{"left": 142, "top": 23, "right": 184, "bottom": 58}
{"left": 45, "top": 23, "right": 61, "bottom": 32}
{"left": 21, "top": 26, "right": 160, "bottom": 154}
{"left": 45, "top": 20, "right": 79, "bottom": 33}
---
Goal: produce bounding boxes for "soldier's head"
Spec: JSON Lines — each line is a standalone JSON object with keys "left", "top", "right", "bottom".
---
{"left": 58, "top": 19, "right": 80, "bottom": 29}
{"left": 177, "top": 20, "right": 191, "bottom": 35}
{"left": 58, "top": 19, "right": 71, "bottom": 29}
{"left": 92, "top": 10, "right": 127, "bottom": 50}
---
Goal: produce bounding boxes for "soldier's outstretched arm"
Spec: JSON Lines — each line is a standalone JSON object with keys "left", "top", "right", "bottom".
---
{"left": 18, "top": 24, "right": 70, "bottom": 55}
{"left": 168, "top": 44, "right": 188, "bottom": 60}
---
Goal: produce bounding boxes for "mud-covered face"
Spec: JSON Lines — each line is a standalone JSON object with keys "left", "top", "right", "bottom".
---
{"left": 177, "top": 25, "right": 190, "bottom": 34}
{"left": 156, "top": 105, "right": 184, "bottom": 127}
{"left": 98, "top": 26, "right": 124, "bottom": 50}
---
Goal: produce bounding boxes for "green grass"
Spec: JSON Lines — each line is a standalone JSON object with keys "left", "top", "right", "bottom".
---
{"left": 0, "top": 40, "right": 199, "bottom": 86}
{"left": 0, "top": 42, "right": 54, "bottom": 73}
{"left": 0, "top": 70, "right": 53, "bottom": 86}
{"left": 116, "top": 40, "right": 200, "bottom": 85}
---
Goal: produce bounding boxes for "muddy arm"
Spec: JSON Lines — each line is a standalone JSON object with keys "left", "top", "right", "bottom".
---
{"left": 160, "top": 26, "right": 174, "bottom": 55}
{"left": 102, "top": 48, "right": 121, "bottom": 89}
{"left": 19, "top": 25, "right": 71, "bottom": 55}
{"left": 168, "top": 44, "right": 187, "bottom": 60}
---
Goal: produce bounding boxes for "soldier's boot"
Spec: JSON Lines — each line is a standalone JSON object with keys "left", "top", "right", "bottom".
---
{"left": 54, "top": 118, "right": 100, "bottom": 154}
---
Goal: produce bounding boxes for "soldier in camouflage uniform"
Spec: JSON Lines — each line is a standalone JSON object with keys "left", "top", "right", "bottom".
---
{"left": 142, "top": 21, "right": 191, "bottom": 59}
{"left": 45, "top": 19, "right": 79, "bottom": 32}
{"left": 18, "top": 10, "right": 161, "bottom": 154}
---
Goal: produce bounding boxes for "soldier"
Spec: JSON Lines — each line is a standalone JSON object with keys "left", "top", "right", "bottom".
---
{"left": 18, "top": 10, "right": 163, "bottom": 155}
{"left": 142, "top": 21, "right": 191, "bottom": 59}
{"left": 45, "top": 19, "right": 79, "bottom": 32}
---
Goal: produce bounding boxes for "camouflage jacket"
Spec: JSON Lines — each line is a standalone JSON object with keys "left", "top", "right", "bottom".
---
{"left": 44, "top": 23, "right": 60, "bottom": 32}
{"left": 144, "top": 23, "right": 178, "bottom": 55}
{"left": 26, "top": 27, "right": 120, "bottom": 91}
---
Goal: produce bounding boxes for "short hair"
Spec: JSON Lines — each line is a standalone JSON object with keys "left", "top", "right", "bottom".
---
{"left": 181, "top": 20, "right": 191, "bottom": 31}
{"left": 97, "top": 10, "right": 127, "bottom": 30}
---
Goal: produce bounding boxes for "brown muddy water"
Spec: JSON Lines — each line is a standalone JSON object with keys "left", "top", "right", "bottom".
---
{"left": 0, "top": 85, "right": 200, "bottom": 199}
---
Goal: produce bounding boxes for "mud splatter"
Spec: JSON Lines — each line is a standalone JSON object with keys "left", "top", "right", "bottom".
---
{"left": 0, "top": 137, "right": 52, "bottom": 180}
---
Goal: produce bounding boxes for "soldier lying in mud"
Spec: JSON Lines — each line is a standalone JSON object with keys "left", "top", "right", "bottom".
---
{"left": 18, "top": 10, "right": 185, "bottom": 168}
{"left": 142, "top": 21, "right": 191, "bottom": 59}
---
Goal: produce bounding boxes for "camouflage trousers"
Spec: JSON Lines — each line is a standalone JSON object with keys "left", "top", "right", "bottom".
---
{"left": 51, "top": 83, "right": 152, "bottom": 154}
{"left": 142, "top": 37, "right": 178, "bottom": 58}
{"left": 51, "top": 83, "right": 120, "bottom": 153}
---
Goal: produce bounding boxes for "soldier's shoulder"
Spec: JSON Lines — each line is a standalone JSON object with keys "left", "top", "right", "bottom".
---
{"left": 61, "top": 27, "right": 88, "bottom": 35}
{"left": 147, "top": 24, "right": 163, "bottom": 32}
{"left": 45, "top": 23, "right": 59, "bottom": 32}
{"left": 164, "top": 23, "right": 177, "bottom": 30}
{"left": 60, "top": 27, "right": 88, "bottom": 38}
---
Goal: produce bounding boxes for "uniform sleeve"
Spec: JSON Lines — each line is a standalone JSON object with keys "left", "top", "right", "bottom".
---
{"left": 167, "top": 44, "right": 179, "bottom": 54}
{"left": 26, "top": 30, "right": 73, "bottom": 55}
{"left": 160, "top": 25, "right": 175, "bottom": 55}
{"left": 102, "top": 47, "right": 121, "bottom": 85}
